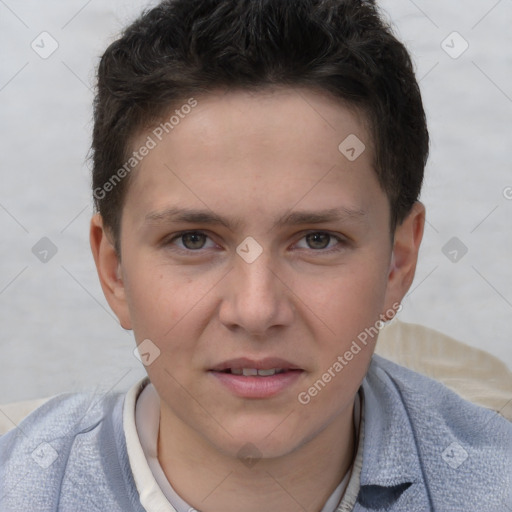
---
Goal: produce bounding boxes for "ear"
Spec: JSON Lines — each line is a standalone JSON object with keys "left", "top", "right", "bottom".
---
{"left": 382, "top": 202, "right": 425, "bottom": 319}
{"left": 89, "top": 213, "right": 132, "bottom": 330}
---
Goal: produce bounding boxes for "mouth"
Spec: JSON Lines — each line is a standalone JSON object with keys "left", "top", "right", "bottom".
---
{"left": 209, "top": 358, "right": 305, "bottom": 398}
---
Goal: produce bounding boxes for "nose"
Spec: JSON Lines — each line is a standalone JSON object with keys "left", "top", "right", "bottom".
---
{"left": 218, "top": 247, "right": 295, "bottom": 337}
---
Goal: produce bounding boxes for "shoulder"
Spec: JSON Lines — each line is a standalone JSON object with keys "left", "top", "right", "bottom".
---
{"left": 364, "top": 355, "right": 512, "bottom": 510}
{"left": 368, "top": 353, "right": 512, "bottom": 443}
{"left": 0, "top": 389, "right": 132, "bottom": 511}
{"left": 370, "top": 353, "right": 511, "bottom": 425}
{"left": 0, "top": 389, "right": 122, "bottom": 451}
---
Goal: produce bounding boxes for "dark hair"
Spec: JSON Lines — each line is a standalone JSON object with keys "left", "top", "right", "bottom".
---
{"left": 91, "top": 0, "right": 429, "bottom": 254}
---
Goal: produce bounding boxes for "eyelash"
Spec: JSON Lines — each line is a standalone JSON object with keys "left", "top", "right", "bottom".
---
{"left": 164, "top": 230, "right": 348, "bottom": 255}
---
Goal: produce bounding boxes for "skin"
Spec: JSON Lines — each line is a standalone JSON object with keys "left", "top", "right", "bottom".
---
{"left": 90, "top": 87, "right": 425, "bottom": 512}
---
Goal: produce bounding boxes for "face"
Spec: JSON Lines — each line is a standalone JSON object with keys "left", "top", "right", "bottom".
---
{"left": 91, "top": 87, "right": 424, "bottom": 460}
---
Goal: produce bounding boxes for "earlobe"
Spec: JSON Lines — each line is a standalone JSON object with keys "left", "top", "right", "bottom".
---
{"left": 89, "top": 214, "right": 133, "bottom": 330}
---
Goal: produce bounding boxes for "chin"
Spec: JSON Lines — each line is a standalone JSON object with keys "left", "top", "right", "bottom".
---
{"left": 208, "top": 420, "right": 307, "bottom": 461}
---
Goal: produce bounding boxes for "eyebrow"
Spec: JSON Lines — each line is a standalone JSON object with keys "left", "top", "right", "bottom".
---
{"left": 143, "top": 206, "right": 367, "bottom": 232}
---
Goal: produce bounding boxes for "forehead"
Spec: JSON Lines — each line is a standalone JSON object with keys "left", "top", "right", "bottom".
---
{"left": 151, "top": 86, "right": 371, "bottom": 165}
{"left": 123, "top": 87, "right": 384, "bottom": 230}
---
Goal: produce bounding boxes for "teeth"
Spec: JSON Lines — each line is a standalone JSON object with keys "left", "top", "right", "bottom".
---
{"left": 257, "top": 369, "right": 277, "bottom": 376}
{"left": 229, "top": 368, "right": 284, "bottom": 376}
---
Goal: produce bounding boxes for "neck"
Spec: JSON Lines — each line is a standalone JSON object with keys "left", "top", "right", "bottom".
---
{"left": 157, "top": 399, "right": 357, "bottom": 512}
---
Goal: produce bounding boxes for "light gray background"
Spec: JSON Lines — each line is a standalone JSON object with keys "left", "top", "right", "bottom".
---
{"left": 0, "top": 0, "right": 511, "bottom": 403}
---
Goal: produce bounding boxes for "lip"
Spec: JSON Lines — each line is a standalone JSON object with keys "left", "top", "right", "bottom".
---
{"left": 209, "top": 357, "right": 305, "bottom": 399}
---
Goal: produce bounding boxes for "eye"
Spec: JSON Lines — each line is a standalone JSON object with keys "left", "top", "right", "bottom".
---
{"left": 166, "top": 231, "right": 218, "bottom": 252}
{"left": 294, "top": 232, "right": 346, "bottom": 253}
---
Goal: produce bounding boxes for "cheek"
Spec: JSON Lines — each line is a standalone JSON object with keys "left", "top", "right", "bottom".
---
{"left": 122, "top": 264, "right": 168, "bottom": 338}
{"left": 122, "top": 254, "right": 206, "bottom": 339}
{"left": 299, "top": 258, "right": 389, "bottom": 333}
{"left": 122, "top": 258, "right": 222, "bottom": 386}
{"left": 294, "top": 262, "right": 388, "bottom": 414}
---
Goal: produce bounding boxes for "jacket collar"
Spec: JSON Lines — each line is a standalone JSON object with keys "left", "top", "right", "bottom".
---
{"left": 355, "top": 355, "right": 430, "bottom": 510}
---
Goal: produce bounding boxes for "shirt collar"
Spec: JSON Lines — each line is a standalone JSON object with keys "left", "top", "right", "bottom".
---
{"left": 123, "top": 377, "right": 179, "bottom": 512}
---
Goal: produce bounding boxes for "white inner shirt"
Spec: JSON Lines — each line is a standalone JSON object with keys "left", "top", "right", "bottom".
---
{"left": 123, "top": 378, "right": 363, "bottom": 512}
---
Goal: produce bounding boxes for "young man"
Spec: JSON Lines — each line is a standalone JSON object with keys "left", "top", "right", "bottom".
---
{"left": 1, "top": 0, "right": 511, "bottom": 510}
